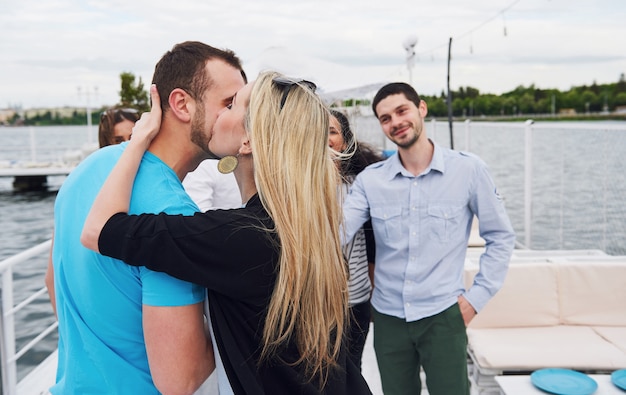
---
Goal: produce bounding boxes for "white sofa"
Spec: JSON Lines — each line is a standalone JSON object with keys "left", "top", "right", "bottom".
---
{"left": 464, "top": 258, "right": 626, "bottom": 394}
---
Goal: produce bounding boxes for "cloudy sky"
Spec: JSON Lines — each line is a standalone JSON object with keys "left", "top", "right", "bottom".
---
{"left": 1, "top": 0, "right": 625, "bottom": 109}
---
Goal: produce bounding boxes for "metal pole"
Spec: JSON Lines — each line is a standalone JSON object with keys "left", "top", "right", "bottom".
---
{"left": 524, "top": 119, "right": 534, "bottom": 248}
{"left": 86, "top": 89, "right": 93, "bottom": 145}
{"left": 464, "top": 119, "right": 471, "bottom": 152}
{"left": 0, "top": 240, "right": 52, "bottom": 394}
{"left": 29, "top": 127, "right": 36, "bottom": 163}
{"left": 0, "top": 298, "right": 9, "bottom": 395}
{"left": 403, "top": 36, "right": 417, "bottom": 87}
{"left": 446, "top": 37, "right": 454, "bottom": 150}
{"left": 1, "top": 268, "right": 17, "bottom": 394}
{"left": 430, "top": 118, "right": 437, "bottom": 142}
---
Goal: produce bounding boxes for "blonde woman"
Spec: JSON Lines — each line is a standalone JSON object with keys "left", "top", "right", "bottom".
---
{"left": 329, "top": 110, "right": 383, "bottom": 371}
{"left": 81, "top": 72, "right": 372, "bottom": 394}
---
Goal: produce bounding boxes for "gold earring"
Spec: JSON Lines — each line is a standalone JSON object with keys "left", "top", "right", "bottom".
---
{"left": 217, "top": 155, "right": 238, "bottom": 174}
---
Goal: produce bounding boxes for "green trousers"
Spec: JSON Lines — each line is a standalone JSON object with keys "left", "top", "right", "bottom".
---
{"left": 372, "top": 304, "right": 470, "bottom": 395}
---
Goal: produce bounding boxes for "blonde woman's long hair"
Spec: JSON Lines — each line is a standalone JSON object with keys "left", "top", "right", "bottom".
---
{"left": 247, "top": 72, "right": 348, "bottom": 385}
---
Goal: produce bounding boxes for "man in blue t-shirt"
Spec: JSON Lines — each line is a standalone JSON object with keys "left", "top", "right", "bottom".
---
{"left": 45, "top": 41, "right": 246, "bottom": 394}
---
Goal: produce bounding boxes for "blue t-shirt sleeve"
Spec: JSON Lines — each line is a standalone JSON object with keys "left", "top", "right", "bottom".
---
{"left": 138, "top": 194, "right": 205, "bottom": 307}
{"left": 130, "top": 155, "right": 206, "bottom": 307}
{"left": 140, "top": 266, "right": 206, "bottom": 306}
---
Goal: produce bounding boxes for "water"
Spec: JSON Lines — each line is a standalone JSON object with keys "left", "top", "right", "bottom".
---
{"left": 0, "top": 125, "right": 95, "bottom": 383}
{"left": 1, "top": 121, "right": 625, "bottom": 382}
{"left": 352, "top": 117, "right": 626, "bottom": 254}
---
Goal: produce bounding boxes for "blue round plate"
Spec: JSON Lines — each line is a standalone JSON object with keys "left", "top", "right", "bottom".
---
{"left": 612, "top": 369, "right": 626, "bottom": 391}
{"left": 530, "top": 368, "right": 598, "bottom": 395}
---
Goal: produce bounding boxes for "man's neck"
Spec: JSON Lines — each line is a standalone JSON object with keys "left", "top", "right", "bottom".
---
{"left": 398, "top": 137, "right": 434, "bottom": 177}
{"left": 146, "top": 123, "right": 205, "bottom": 181}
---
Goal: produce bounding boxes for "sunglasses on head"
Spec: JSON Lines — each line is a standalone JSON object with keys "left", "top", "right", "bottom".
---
{"left": 100, "top": 108, "right": 139, "bottom": 120}
{"left": 272, "top": 76, "right": 317, "bottom": 111}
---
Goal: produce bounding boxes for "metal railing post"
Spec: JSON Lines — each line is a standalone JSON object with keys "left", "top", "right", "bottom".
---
{"left": 0, "top": 239, "right": 53, "bottom": 394}
{"left": 430, "top": 118, "right": 437, "bottom": 142}
{"left": 524, "top": 120, "right": 534, "bottom": 248}
{"left": 464, "top": 119, "right": 471, "bottom": 152}
{"left": 0, "top": 296, "right": 8, "bottom": 395}
{"left": 1, "top": 269, "right": 17, "bottom": 395}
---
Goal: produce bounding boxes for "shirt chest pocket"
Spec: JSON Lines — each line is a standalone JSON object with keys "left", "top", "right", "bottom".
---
{"left": 427, "top": 204, "right": 465, "bottom": 242}
{"left": 370, "top": 206, "right": 404, "bottom": 241}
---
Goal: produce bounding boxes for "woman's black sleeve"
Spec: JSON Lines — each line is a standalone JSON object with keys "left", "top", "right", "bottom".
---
{"left": 363, "top": 219, "right": 376, "bottom": 263}
{"left": 98, "top": 210, "right": 277, "bottom": 301}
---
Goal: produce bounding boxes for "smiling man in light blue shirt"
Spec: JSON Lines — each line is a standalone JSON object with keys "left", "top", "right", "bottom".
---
{"left": 342, "top": 82, "right": 515, "bottom": 395}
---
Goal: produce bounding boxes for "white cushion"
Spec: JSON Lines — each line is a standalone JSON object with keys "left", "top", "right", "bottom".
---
{"left": 466, "top": 262, "right": 560, "bottom": 329}
{"left": 593, "top": 326, "right": 626, "bottom": 354}
{"left": 467, "top": 326, "right": 626, "bottom": 371}
{"left": 558, "top": 261, "right": 626, "bottom": 326}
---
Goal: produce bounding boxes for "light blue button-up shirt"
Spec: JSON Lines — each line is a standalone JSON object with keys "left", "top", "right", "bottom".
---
{"left": 342, "top": 141, "right": 515, "bottom": 322}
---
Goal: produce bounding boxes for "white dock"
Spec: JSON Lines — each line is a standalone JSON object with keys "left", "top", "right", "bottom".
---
{"left": 0, "top": 140, "right": 95, "bottom": 189}
{"left": 0, "top": 165, "right": 74, "bottom": 177}
{"left": 0, "top": 163, "right": 75, "bottom": 191}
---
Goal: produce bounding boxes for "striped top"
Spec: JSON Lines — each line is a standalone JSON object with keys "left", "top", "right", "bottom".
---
{"left": 344, "top": 226, "right": 372, "bottom": 305}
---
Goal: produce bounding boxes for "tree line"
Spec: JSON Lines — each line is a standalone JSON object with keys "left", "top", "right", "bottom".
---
{"left": 10, "top": 73, "right": 626, "bottom": 126}
{"left": 10, "top": 72, "right": 149, "bottom": 126}
{"left": 342, "top": 73, "right": 626, "bottom": 120}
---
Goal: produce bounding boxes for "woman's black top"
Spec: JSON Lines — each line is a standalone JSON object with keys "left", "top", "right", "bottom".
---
{"left": 99, "top": 194, "right": 372, "bottom": 395}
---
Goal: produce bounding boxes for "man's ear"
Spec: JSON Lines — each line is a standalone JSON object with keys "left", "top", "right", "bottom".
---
{"left": 168, "top": 88, "right": 193, "bottom": 123}
{"left": 419, "top": 99, "right": 429, "bottom": 118}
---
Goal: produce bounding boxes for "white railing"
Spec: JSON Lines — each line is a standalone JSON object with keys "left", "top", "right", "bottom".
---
{"left": 0, "top": 119, "right": 624, "bottom": 394}
{"left": 450, "top": 120, "right": 626, "bottom": 254}
{"left": 349, "top": 116, "right": 626, "bottom": 255}
{"left": 0, "top": 240, "right": 57, "bottom": 395}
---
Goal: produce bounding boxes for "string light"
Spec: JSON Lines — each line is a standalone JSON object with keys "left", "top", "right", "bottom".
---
{"left": 416, "top": 0, "right": 521, "bottom": 59}
{"left": 387, "top": 1, "right": 522, "bottom": 84}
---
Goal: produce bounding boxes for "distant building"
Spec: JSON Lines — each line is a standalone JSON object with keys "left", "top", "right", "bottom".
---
{"left": 0, "top": 109, "right": 17, "bottom": 125}
{"left": 559, "top": 108, "right": 577, "bottom": 115}
{"left": 0, "top": 106, "right": 89, "bottom": 126}
{"left": 23, "top": 107, "right": 81, "bottom": 118}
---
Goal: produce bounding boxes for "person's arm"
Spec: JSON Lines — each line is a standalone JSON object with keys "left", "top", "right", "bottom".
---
{"left": 341, "top": 175, "right": 371, "bottom": 245}
{"left": 144, "top": 302, "right": 213, "bottom": 394}
{"left": 44, "top": 231, "right": 56, "bottom": 317}
{"left": 98, "top": 206, "right": 277, "bottom": 301}
{"left": 363, "top": 219, "right": 376, "bottom": 293}
{"left": 457, "top": 295, "right": 477, "bottom": 326}
{"left": 463, "top": 160, "right": 516, "bottom": 316}
{"left": 81, "top": 85, "right": 162, "bottom": 252}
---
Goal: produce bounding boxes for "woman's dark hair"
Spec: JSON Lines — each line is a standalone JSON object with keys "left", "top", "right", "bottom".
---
{"left": 98, "top": 108, "right": 140, "bottom": 148}
{"left": 330, "top": 110, "right": 384, "bottom": 179}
